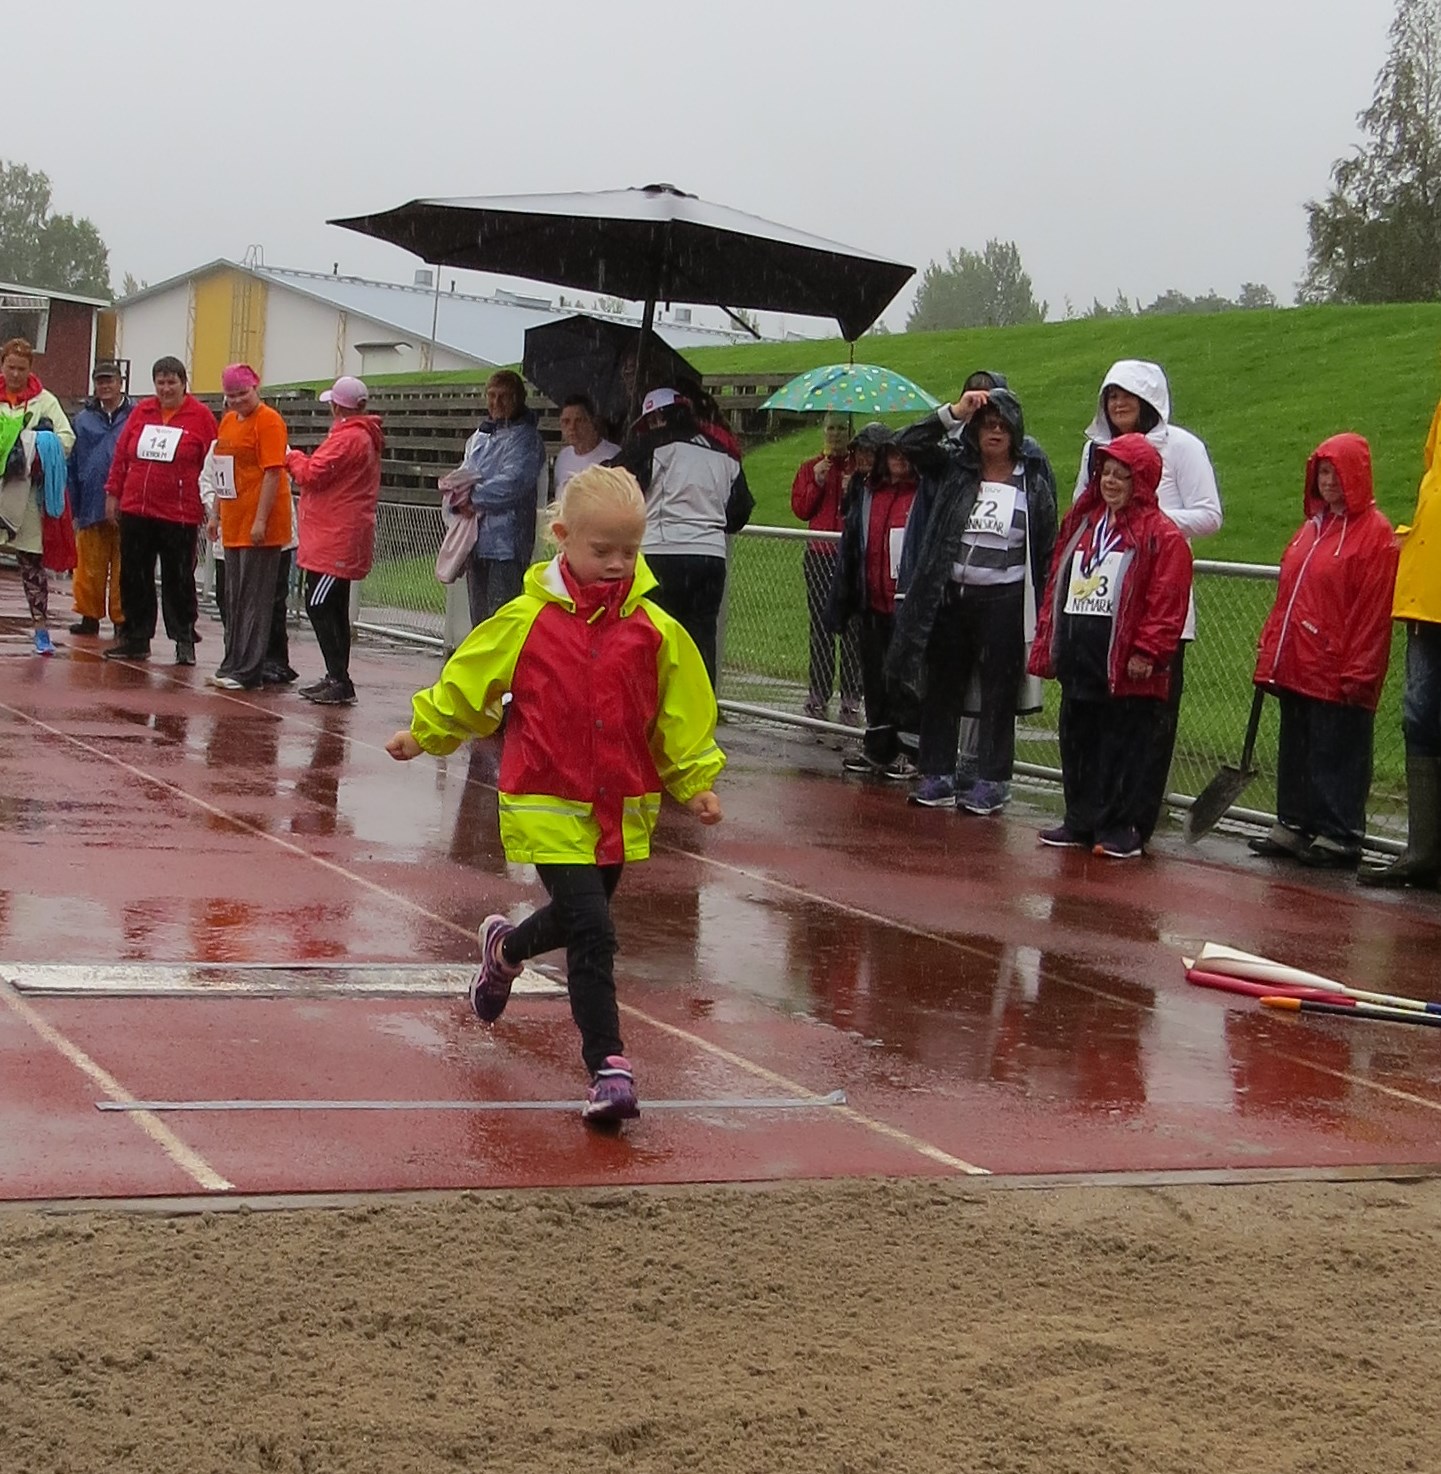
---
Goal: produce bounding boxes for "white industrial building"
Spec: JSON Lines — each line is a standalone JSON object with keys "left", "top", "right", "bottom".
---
{"left": 113, "top": 258, "right": 751, "bottom": 392}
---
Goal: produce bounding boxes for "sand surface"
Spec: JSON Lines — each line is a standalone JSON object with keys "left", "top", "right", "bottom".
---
{"left": 1, "top": 1177, "right": 1435, "bottom": 1473}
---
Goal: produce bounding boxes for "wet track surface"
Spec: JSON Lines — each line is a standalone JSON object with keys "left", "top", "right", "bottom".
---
{"left": 2, "top": 594, "right": 1440, "bottom": 1201}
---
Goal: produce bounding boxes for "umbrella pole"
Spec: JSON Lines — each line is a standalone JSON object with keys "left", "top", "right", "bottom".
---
{"left": 632, "top": 295, "right": 656, "bottom": 423}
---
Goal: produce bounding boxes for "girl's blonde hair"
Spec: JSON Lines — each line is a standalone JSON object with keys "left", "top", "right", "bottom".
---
{"left": 545, "top": 463, "right": 646, "bottom": 546}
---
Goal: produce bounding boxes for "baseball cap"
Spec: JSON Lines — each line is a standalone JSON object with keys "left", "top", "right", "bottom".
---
{"left": 640, "top": 387, "right": 680, "bottom": 417}
{"left": 320, "top": 375, "right": 368, "bottom": 409}
{"left": 92, "top": 360, "right": 121, "bottom": 379}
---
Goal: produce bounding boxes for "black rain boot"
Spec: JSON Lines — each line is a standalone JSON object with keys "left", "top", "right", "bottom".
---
{"left": 68, "top": 616, "right": 99, "bottom": 635}
{"left": 1359, "top": 753, "right": 1441, "bottom": 888}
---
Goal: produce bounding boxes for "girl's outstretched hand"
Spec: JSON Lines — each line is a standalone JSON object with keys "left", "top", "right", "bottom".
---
{"left": 685, "top": 791, "right": 723, "bottom": 825}
{"left": 387, "top": 730, "right": 423, "bottom": 761}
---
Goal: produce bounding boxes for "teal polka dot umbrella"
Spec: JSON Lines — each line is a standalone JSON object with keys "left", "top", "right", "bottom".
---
{"left": 760, "top": 362, "right": 942, "bottom": 415}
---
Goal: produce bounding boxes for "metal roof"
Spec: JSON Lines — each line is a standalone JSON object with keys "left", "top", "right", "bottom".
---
{"left": 0, "top": 279, "right": 110, "bottom": 308}
{"left": 115, "top": 259, "right": 751, "bottom": 367}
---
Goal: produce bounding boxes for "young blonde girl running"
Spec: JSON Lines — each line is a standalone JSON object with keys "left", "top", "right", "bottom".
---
{"left": 387, "top": 465, "right": 724, "bottom": 1123}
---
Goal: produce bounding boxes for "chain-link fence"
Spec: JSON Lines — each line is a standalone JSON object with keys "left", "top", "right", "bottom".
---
{"left": 720, "top": 524, "right": 1409, "bottom": 847}
{"left": 356, "top": 502, "right": 448, "bottom": 643}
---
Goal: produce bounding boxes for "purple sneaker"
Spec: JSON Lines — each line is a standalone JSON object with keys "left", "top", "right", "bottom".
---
{"left": 468, "top": 914, "right": 522, "bottom": 1022}
{"left": 583, "top": 1055, "right": 640, "bottom": 1123}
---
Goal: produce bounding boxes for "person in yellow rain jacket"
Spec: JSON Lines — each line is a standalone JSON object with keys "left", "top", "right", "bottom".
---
{"left": 387, "top": 464, "right": 725, "bottom": 1124}
{"left": 1361, "top": 397, "right": 1441, "bottom": 888}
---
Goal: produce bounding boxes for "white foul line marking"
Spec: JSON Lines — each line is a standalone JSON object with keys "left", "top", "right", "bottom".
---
{"left": 0, "top": 977, "right": 233, "bottom": 1192}
{"left": 0, "top": 700, "right": 987, "bottom": 1176}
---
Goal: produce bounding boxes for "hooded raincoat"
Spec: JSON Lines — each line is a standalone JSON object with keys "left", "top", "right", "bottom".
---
{"left": 1075, "top": 360, "right": 1221, "bottom": 641}
{"left": 409, "top": 554, "right": 725, "bottom": 866}
{"left": 1392, "top": 396, "right": 1441, "bottom": 624}
{"left": 886, "top": 387, "right": 1057, "bottom": 703}
{"left": 287, "top": 413, "right": 385, "bottom": 581}
{"left": 1031, "top": 434, "right": 1193, "bottom": 701}
{"left": 1254, "top": 433, "right": 1397, "bottom": 711}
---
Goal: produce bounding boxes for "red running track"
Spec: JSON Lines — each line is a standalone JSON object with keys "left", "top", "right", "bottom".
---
{"left": 2, "top": 583, "right": 1441, "bottom": 1202}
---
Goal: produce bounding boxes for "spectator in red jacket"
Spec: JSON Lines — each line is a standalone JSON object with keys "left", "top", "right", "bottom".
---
{"left": 828, "top": 437, "right": 919, "bottom": 779}
{"left": 791, "top": 416, "right": 862, "bottom": 722}
{"left": 1249, "top": 433, "right": 1397, "bottom": 869}
{"left": 285, "top": 376, "right": 384, "bottom": 706}
{"left": 1029, "top": 434, "right": 1192, "bottom": 858}
{"left": 103, "top": 355, "right": 218, "bottom": 666}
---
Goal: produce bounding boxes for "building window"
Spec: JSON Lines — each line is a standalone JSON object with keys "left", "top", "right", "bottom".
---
{"left": 0, "top": 293, "right": 49, "bottom": 353}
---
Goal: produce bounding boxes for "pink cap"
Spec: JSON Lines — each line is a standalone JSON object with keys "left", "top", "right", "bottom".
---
{"left": 221, "top": 363, "right": 260, "bottom": 393}
{"left": 320, "top": 375, "right": 369, "bottom": 409}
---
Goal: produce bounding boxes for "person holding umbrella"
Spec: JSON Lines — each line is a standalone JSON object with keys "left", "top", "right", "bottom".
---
{"left": 616, "top": 387, "right": 753, "bottom": 686}
{"left": 1250, "top": 434, "right": 1396, "bottom": 869}
{"left": 554, "top": 394, "right": 618, "bottom": 497}
{"left": 791, "top": 415, "right": 862, "bottom": 722}
{"left": 829, "top": 430, "right": 920, "bottom": 779}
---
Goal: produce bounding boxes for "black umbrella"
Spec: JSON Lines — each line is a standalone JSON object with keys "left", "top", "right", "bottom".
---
{"left": 329, "top": 183, "right": 913, "bottom": 345}
{"left": 522, "top": 314, "right": 698, "bottom": 437}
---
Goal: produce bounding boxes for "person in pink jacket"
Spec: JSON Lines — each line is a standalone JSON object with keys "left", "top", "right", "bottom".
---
{"left": 284, "top": 376, "right": 383, "bottom": 705}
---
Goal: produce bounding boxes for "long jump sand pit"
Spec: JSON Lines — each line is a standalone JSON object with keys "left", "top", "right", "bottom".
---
{"left": 1, "top": 1176, "right": 1434, "bottom": 1473}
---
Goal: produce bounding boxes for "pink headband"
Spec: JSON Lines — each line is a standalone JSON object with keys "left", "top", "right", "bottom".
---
{"left": 221, "top": 363, "right": 260, "bottom": 393}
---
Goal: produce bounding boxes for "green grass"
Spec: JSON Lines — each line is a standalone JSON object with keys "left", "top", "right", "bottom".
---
{"left": 688, "top": 304, "right": 1441, "bottom": 558}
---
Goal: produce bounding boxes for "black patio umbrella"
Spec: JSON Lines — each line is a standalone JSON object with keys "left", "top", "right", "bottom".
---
{"left": 329, "top": 183, "right": 914, "bottom": 395}
{"left": 522, "top": 314, "right": 698, "bottom": 437}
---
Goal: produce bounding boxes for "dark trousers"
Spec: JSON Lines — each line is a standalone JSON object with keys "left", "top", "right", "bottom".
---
{"left": 118, "top": 513, "right": 197, "bottom": 644}
{"left": 1058, "top": 693, "right": 1166, "bottom": 842}
{"left": 1402, "top": 621, "right": 1441, "bottom": 758}
{"left": 803, "top": 546, "right": 861, "bottom": 705}
{"left": 857, "top": 609, "right": 903, "bottom": 764}
{"left": 504, "top": 863, "right": 625, "bottom": 1076}
{"left": 213, "top": 556, "right": 228, "bottom": 630}
{"left": 267, "top": 549, "right": 294, "bottom": 672}
{"left": 305, "top": 570, "right": 353, "bottom": 685}
{"left": 217, "top": 545, "right": 282, "bottom": 686}
{"left": 466, "top": 554, "right": 525, "bottom": 630}
{"left": 1133, "top": 642, "right": 1187, "bottom": 840}
{"left": 916, "top": 584, "right": 1025, "bottom": 782}
{"left": 1275, "top": 690, "right": 1373, "bottom": 849}
{"left": 645, "top": 553, "right": 727, "bottom": 689}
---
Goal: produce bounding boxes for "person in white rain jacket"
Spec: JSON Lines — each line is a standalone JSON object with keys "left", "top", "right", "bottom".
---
{"left": 1073, "top": 359, "right": 1222, "bottom": 838}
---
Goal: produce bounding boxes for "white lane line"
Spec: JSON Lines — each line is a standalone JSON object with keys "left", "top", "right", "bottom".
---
{"left": 96, "top": 1090, "right": 849, "bottom": 1114}
{"left": 87, "top": 665, "right": 1441, "bottom": 1131}
{"left": 622, "top": 1004, "right": 987, "bottom": 1174}
{"left": 0, "top": 701, "right": 985, "bottom": 1177}
{"left": 0, "top": 977, "right": 233, "bottom": 1192}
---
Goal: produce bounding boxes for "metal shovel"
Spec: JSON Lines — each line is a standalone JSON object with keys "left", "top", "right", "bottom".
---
{"left": 1186, "top": 688, "right": 1266, "bottom": 842}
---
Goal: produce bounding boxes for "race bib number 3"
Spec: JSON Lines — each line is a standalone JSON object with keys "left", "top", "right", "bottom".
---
{"left": 1064, "top": 549, "right": 1123, "bottom": 617}
{"left": 136, "top": 425, "right": 184, "bottom": 463}
{"left": 965, "top": 482, "right": 1018, "bottom": 540}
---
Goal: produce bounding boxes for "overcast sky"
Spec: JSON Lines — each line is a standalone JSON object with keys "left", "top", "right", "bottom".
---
{"left": 37, "top": 0, "right": 1393, "bottom": 331}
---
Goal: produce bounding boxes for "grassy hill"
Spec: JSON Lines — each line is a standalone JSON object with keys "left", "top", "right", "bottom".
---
{"left": 687, "top": 305, "right": 1441, "bottom": 562}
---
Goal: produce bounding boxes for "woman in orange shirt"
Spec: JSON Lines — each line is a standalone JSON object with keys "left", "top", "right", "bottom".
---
{"left": 206, "top": 363, "right": 293, "bottom": 690}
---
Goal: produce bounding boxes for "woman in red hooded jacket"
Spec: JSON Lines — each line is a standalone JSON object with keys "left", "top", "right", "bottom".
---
{"left": 1249, "top": 433, "right": 1397, "bottom": 868}
{"left": 1029, "top": 433, "right": 1192, "bottom": 858}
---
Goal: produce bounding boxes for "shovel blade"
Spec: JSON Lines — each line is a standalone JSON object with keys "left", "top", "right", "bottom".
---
{"left": 1185, "top": 764, "right": 1257, "bottom": 842}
